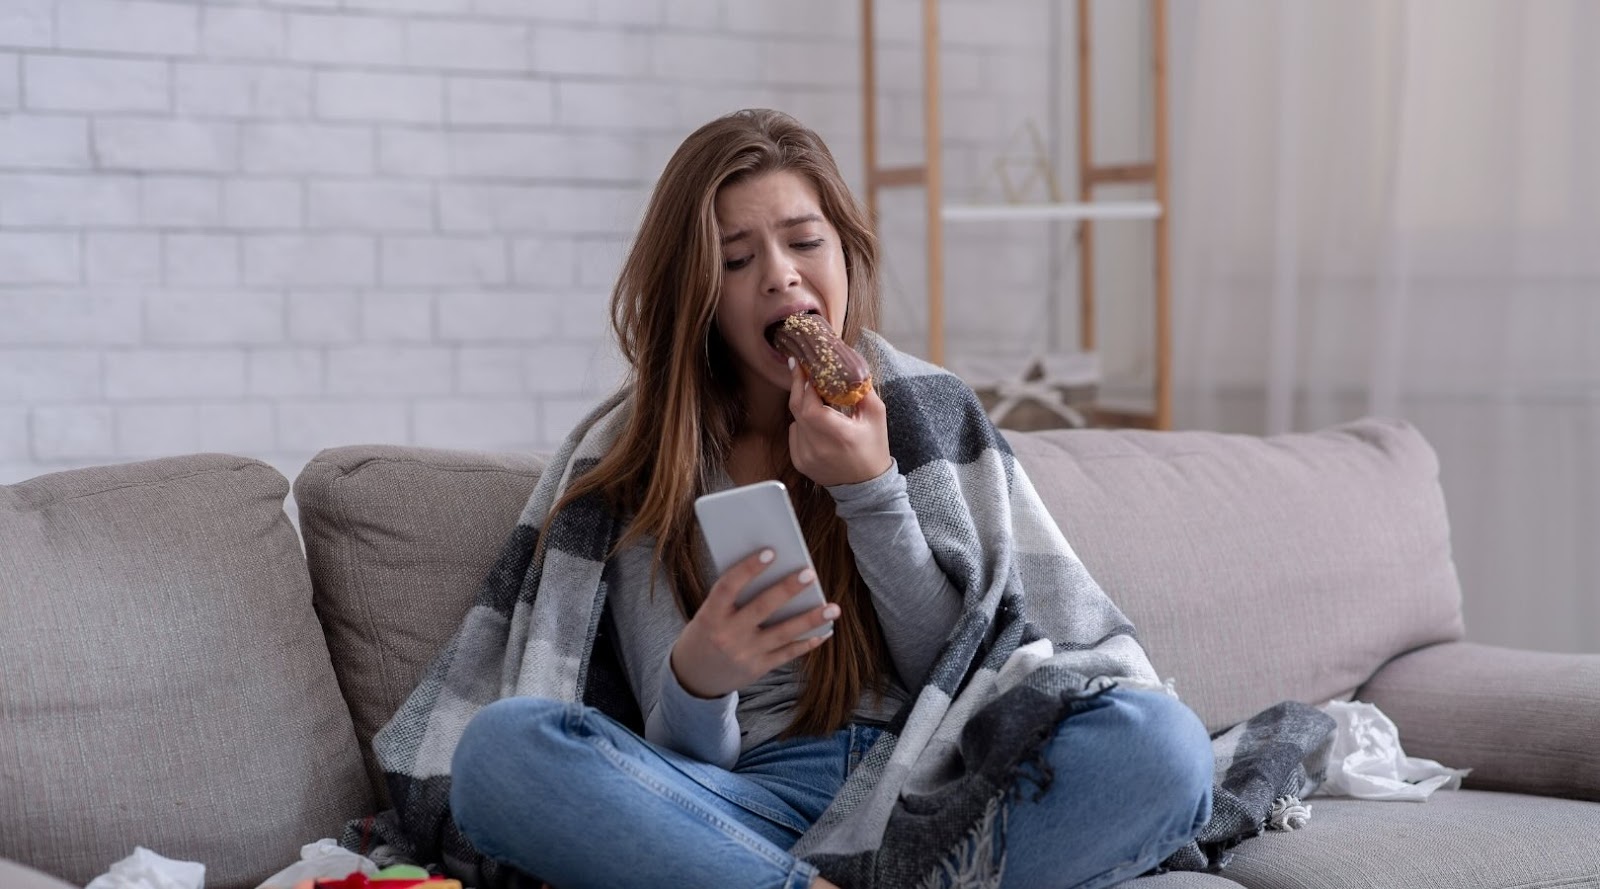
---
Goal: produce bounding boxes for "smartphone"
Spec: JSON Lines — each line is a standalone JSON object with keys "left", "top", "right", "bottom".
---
{"left": 693, "top": 480, "right": 832, "bottom": 640}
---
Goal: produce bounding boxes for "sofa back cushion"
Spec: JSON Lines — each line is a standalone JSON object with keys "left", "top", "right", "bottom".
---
{"left": 1009, "top": 417, "right": 1466, "bottom": 730}
{"left": 295, "top": 417, "right": 1466, "bottom": 761}
{"left": 0, "top": 455, "right": 373, "bottom": 889}
{"left": 293, "top": 446, "right": 546, "bottom": 806}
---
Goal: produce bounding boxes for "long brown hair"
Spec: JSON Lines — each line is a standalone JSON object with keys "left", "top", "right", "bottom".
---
{"left": 552, "top": 108, "right": 889, "bottom": 737}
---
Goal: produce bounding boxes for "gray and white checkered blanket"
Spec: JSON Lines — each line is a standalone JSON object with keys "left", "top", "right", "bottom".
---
{"left": 344, "top": 332, "right": 1334, "bottom": 887}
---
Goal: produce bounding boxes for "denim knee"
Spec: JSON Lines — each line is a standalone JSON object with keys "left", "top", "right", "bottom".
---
{"left": 450, "top": 697, "right": 571, "bottom": 843}
{"left": 1101, "top": 689, "right": 1214, "bottom": 828}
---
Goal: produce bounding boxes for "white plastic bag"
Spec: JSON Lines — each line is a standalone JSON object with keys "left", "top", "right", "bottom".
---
{"left": 84, "top": 848, "right": 205, "bottom": 889}
{"left": 254, "top": 839, "right": 377, "bottom": 889}
{"left": 1315, "top": 700, "right": 1471, "bottom": 800}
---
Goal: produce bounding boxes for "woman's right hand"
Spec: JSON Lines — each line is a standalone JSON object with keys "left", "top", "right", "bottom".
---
{"left": 669, "top": 548, "right": 839, "bottom": 699}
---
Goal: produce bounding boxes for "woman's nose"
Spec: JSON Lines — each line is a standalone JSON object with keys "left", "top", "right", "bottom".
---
{"left": 762, "top": 254, "right": 801, "bottom": 293}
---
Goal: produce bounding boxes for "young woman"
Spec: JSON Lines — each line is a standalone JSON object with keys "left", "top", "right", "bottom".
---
{"left": 381, "top": 109, "right": 1214, "bottom": 889}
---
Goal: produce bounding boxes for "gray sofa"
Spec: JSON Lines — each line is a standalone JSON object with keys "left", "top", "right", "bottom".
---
{"left": 3, "top": 418, "right": 1597, "bottom": 889}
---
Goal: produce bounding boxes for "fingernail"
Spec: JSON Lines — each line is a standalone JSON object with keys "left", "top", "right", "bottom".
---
{"left": 787, "top": 356, "right": 796, "bottom": 370}
{"left": 759, "top": 549, "right": 775, "bottom": 563}
{"left": 823, "top": 604, "right": 841, "bottom": 619}
{"left": 797, "top": 568, "right": 815, "bottom": 584}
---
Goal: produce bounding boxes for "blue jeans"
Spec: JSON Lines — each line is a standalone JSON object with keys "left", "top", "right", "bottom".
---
{"left": 450, "top": 688, "right": 1213, "bottom": 889}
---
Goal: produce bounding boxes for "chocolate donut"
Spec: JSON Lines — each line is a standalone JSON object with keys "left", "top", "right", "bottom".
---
{"left": 770, "top": 313, "right": 872, "bottom": 407}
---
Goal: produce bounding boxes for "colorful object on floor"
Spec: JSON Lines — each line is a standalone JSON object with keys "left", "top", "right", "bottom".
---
{"left": 373, "top": 867, "right": 433, "bottom": 880}
{"left": 294, "top": 865, "right": 462, "bottom": 889}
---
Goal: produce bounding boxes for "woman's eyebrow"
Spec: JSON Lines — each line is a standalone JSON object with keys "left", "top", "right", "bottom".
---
{"left": 720, "top": 214, "right": 825, "bottom": 246}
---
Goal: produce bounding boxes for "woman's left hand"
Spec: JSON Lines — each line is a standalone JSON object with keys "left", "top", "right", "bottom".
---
{"left": 788, "top": 357, "right": 892, "bottom": 487}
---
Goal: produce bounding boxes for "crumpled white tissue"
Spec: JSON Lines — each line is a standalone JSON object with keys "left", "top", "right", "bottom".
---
{"left": 254, "top": 839, "right": 378, "bottom": 889}
{"left": 84, "top": 848, "right": 204, "bottom": 889}
{"left": 1314, "top": 699, "right": 1471, "bottom": 801}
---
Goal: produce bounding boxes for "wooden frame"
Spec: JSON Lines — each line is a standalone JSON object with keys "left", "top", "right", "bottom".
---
{"left": 860, "top": 0, "right": 1172, "bottom": 429}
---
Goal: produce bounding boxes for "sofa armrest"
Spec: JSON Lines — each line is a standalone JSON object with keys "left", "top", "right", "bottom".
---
{"left": 1357, "top": 641, "right": 1600, "bottom": 801}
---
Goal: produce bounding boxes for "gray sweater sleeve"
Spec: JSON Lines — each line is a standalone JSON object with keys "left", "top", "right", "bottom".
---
{"left": 646, "top": 651, "right": 742, "bottom": 769}
{"left": 607, "top": 548, "right": 743, "bottom": 769}
{"left": 827, "top": 461, "right": 963, "bottom": 687}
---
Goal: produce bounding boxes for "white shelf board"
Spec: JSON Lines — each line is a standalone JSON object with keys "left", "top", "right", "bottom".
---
{"left": 941, "top": 200, "right": 1163, "bottom": 223}
{"left": 948, "top": 350, "right": 1101, "bottom": 389}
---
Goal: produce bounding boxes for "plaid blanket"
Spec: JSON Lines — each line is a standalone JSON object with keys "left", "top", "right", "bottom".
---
{"left": 344, "top": 332, "right": 1334, "bottom": 887}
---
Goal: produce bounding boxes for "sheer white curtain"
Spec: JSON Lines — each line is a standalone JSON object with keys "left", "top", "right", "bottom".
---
{"left": 1168, "top": 0, "right": 1599, "bottom": 652}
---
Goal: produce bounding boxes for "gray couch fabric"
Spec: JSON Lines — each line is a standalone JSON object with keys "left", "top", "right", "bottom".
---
{"left": 0, "top": 455, "right": 373, "bottom": 889}
{"left": 1010, "top": 418, "right": 1466, "bottom": 731}
{"left": 1219, "top": 789, "right": 1600, "bottom": 889}
{"left": 288, "top": 419, "right": 1598, "bottom": 889}
{"left": 1358, "top": 640, "right": 1600, "bottom": 802}
{"left": 294, "top": 445, "right": 546, "bottom": 807}
{"left": 0, "top": 859, "right": 77, "bottom": 889}
{"left": 4, "top": 418, "right": 1596, "bottom": 889}
{"left": 1131, "top": 873, "right": 1247, "bottom": 887}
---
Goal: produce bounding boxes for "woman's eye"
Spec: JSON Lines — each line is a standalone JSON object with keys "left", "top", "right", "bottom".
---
{"left": 794, "top": 239, "right": 824, "bottom": 250}
{"left": 724, "top": 256, "right": 751, "bottom": 271}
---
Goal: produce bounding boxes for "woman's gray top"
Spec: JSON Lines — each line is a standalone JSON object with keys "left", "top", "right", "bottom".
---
{"left": 605, "top": 461, "right": 962, "bottom": 768}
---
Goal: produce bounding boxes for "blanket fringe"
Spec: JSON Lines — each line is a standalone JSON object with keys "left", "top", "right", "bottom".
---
{"left": 1267, "top": 795, "right": 1312, "bottom": 831}
{"left": 917, "top": 792, "right": 1008, "bottom": 889}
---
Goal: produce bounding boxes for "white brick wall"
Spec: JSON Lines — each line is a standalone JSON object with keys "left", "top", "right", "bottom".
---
{"left": 57, "top": 0, "right": 200, "bottom": 56}
{"left": 241, "top": 123, "right": 373, "bottom": 174}
{"left": 25, "top": 56, "right": 170, "bottom": 113}
{"left": 87, "top": 232, "right": 161, "bottom": 283}
{"left": 177, "top": 65, "right": 314, "bottom": 119}
{"left": 223, "top": 178, "right": 303, "bottom": 228}
{"left": 95, "top": 119, "right": 239, "bottom": 172}
{"left": 316, "top": 70, "right": 443, "bottom": 124}
{"left": 448, "top": 76, "right": 554, "bottom": 126}
{"left": 142, "top": 176, "right": 223, "bottom": 226}
{"left": 1, "top": 0, "right": 1070, "bottom": 486}
{"left": 0, "top": 232, "right": 79, "bottom": 283}
{"left": 0, "top": 1, "right": 56, "bottom": 50}
{"left": 0, "top": 116, "right": 91, "bottom": 168}
{"left": 244, "top": 235, "right": 375, "bottom": 286}
{"left": 201, "top": 8, "right": 287, "bottom": 59}
{"left": 0, "top": 54, "right": 18, "bottom": 108}
{"left": 309, "top": 181, "right": 434, "bottom": 230}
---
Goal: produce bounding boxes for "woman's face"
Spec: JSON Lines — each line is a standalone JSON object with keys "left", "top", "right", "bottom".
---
{"left": 712, "top": 170, "right": 850, "bottom": 407}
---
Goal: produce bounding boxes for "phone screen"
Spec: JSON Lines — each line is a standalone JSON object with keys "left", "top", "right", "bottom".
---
{"left": 694, "top": 480, "right": 831, "bottom": 636}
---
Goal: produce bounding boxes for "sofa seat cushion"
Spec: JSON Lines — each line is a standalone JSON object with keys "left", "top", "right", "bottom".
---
{"left": 1129, "top": 872, "right": 1246, "bottom": 887}
{"left": 1009, "top": 418, "right": 1466, "bottom": 732}
{"left": 1217, "top": 790, "right": 1600, "bottom": 889}
{"left": 0, "top": 859, "right": 77, "bottom": 889}
{"left": 0, "top": 456, "right": 374, "bottom": 889}
{"left": 293, "top": 445, "right": 546, "bottom": 806}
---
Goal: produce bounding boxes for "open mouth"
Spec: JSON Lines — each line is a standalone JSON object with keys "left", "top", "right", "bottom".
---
{"left": 764, "top": 309, "right": 820, "bottom": 347}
